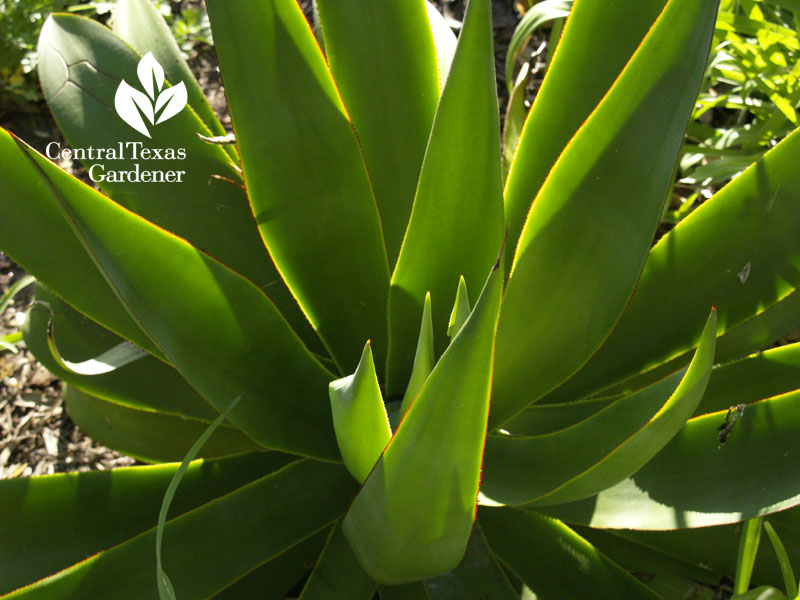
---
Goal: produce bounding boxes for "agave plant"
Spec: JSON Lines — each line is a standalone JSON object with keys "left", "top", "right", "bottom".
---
{"left": 3, "top": 0, "right": 800, "bottom": 597}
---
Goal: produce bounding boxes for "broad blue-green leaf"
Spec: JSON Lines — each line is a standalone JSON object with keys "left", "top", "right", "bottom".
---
{"left": 611, "top": 507, "right": 800, "bottom": 592}
{"left": 23, "top": 284, "right": 217, "bottom": 421}
{"left": 37, "top": 14, "right": 312, "bottom": 345}
{"left": 344, "top": 258, "right": 503, "bottom": 584}
{"left": 206, "top": 0, "right": 390, "bottom": 374}
{"left": 503, "top": 0, "right": 668, "bottom": 265}
{"left": 481, "top": 309, "right": 716, "bottom": 506}
{"left": 490, "top": 0, "right": 718, "bottom": 428}
{"left": 502, "top": 396, "right": 616, "bottom": 436}
{"left": 6, "top": 460, "right": 358, "bottom": 599}
{"left": 330, "top": 342, "right": 392, "bottom": 483}
{"left": 65, "top": 386, "right": 257, "bottom": 463}
{"left": 111, "top": 0, "right": 235, "bottom": 161}
{"left": 422, "top": 526, "right": 518, "bottom": 600}
{"left": 298, "top": 523, "right": 377, "bottom": 600}
{"left": 540, "top": 389, "right": 800, "bottom": 529}
{"left": 16, "top": 137, "right": 339, "bottom": 460}
{"left": 543, "top": 123, "right": 800, "bottom": 406}
{"left": 696, "top": 341, "right": 800, "bottom": 417}
{"left": 30, "top": 302, "right": 146, "bottom": 375}
{"left": 0, "top": 452, "right": 293, "bottom": 595}
{"left": 211, "top": 531, "right": 328, "bottom": 600}
{"left": 574, "top": 526, "right": 722, "bottom": 596}
{"left": 479, "top": 508, "right": 661, "bottom": 600}
{"left": 316, "top": 0, "right": 439, "bottom": 266}
{"left": 386, "top": 0, "right": 503, "bottom": 396}
{"left": 0, "top": 129, "right": 160, "bottom": 357}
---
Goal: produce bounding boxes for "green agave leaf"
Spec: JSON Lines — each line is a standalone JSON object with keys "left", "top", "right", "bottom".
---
{"left": 23, "top": 284, "right": 217, "bottom": 421}
{"left": 344, "top": 257, "right": 503, "bottom": 584}
{"left": 298, "top": 523, "right": 377, "bottom": 600}
{"left": 490, "top": 0, "right": 718, "bottom": 428}
{"left": 502, "top": 0, "right": 668, "bottom": 266}
{"left": 446, "top": 276, "right": 471, "bottom": 341}
{"left": 425, "top": 1, "right": 457, "bottom": 86}
{"left": 504, "top": 0, "right": 572, "bottom": 94}
{"left": 543, "top": 121, "right": 800, "bottom": 406}
{"left": 575, "top": 527, "right": 722, "bottom": 594}
{"left": 576, "top": 287, "right": 800, "bottom": 405}
{"left": 540, "top": 389, "right": 800, "bottom": 529}
{"left": 316, "top": 0, "right": 439, "bottom": 266}
{"left": 482, "top": 309, "right": 716, "bottom": 506}
{"left": 421, "top": 526, "right": 519, "bottom": 600}
{"left": 0, "top": 130, "right": 161, "bottom": 358}
{"left": 16, "top": 138, "right": 339, "bottom": 460}
{"left": 399, "top": 291, "right": 434, "bottom": 416}
{"left": 0, "top": 452, "right": 293, "bottom": 595}
{"left": 206, "top": 0, "right": 390, "bottom": 374}
{"left": 27, "top": 301, "right": 146, "bottom": 375}
{"left": 329, "top": 342, "right": 392, "bottom": 484}
{"left": 4, "top": 460, "right": 358, "bottom": 599}
{"left": 503, "top": 395, "right": 616, "bottom": 436}
{"left": 696, "top": 341, "right": 800, "bottom": 417}
{"left": 386, "top": 0, "right": 504, "bottom": 397}
{"left": 40, "top": 13, "right": 320, "bottom": 352}
{"left": 479, "top": 508, "right": 661, "bottom": 600}
{"left": 611, "top": 507, "right": 800, "bottom": 592}
{"left": 111, "top": 0, "right": 235, "bottom": 161}
{"left": 38, "top": 14, "right": 320, "bottom": 352}
{"left": 38, "top": 17, "right": 243, "bottom": 288}
{"left": 211, "top": 531, "right": 328, "bottom": 600}
{"left": 65, "top": 386, "right": 258, "bottom": 463}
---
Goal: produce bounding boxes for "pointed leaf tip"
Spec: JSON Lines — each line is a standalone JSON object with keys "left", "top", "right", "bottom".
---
{"left": 448, "top": 276, "right": 471, "bottom": 340}
{"left": 400, "top": 292, "right": 435, "bottom": 415}
{"left": 330, "top": 342, "right": 391, "bottom": 483}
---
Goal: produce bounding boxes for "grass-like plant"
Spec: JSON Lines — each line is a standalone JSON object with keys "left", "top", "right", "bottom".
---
{"left": 2, "top": 0, "right": 800, "bottom": 597}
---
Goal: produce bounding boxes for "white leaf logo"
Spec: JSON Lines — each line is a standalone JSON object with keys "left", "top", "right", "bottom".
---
{"left": 114, "top": 52, "right": 187, "bottom": 138}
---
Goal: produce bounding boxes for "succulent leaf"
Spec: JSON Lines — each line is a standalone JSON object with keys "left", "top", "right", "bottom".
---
{"left": 316, "top": 0, "right": 440, "bottom": 267}
{"left": 329, "top": 342, "right": 392, "bottom": 484}
{"left": 491, "top": 0, "right": 719, "bottom": 429}
{"left": 543, "top": 123, "right": 800, "bottom": 406}
{"left": 481, "top": 308, "right": 717, "bottom": 506}
{"left": 297, "top": 523, "right": 378, "bottom": 600}
{"left": 446, "top": 276, "right": 471, "bottom": 340}
{"left": 206, "top": 0, "right": 391, "bottom": 374}
{"left": 343, "top": 257, "right": 502, "bottom": 584}
{"left": 399, "top": 291, "right": 435, "bottom": 416}
{"left": 17, "top": 137, "right": 340, "bottom": 460}
{"left": 386, "top": 0, "right": 504, "bottom": 397}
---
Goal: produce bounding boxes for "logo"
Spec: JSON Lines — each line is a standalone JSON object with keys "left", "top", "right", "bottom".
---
{"left": 114, "top": 52, "right": 187, "bottom": 138}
